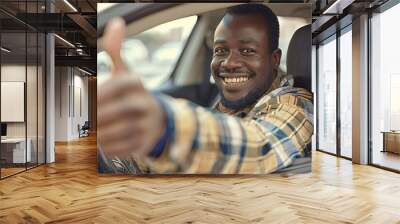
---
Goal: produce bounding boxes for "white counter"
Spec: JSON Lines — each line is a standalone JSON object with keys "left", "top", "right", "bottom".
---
{"left": 1, "top": 138, "right": 32, "bottom": 163}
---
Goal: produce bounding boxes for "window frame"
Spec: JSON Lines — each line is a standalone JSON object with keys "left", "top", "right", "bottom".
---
{"left": 314, "top": 0, "right": 400, "bottom": 173}
{"left": 0, "top": 1, "right": 47, "bottom": 180}
{"left": 315, "top": 22, "right": 353, "bottom": 161}
{"left": 164, "top": 15, "right": 200, "bottom": 84}
{"left": 367, "top": 0, "right": 400, "bottom": 173}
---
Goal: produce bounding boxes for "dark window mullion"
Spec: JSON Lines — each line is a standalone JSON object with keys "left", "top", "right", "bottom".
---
{"left": 336, "top": 28, "right": 341, "bottom": 157}
{"left": 36, "top": 0, "right": 39, "bottom": 168}
{"left": 44, "top": 0, "right": 48, "bottom": 165}
{"left": 25, "top": 0, "right": 28, "bottom": 171}
{"left": 316, "top": 44, "right": 320, "bottom": 151}
{"left": 0, "top": 24, "right": 2, "bottom": 179}
{"left": 367, "top": 10, "right": 373, "bottom": 165}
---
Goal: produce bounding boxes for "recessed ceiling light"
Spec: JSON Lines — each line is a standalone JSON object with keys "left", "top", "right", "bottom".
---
{"left": 322, "top": 0, "right": 354, "bottom": 15}
{"left": 1, "top": 47, "right": 11, "bottom": 53}
{"left": 63, "top": 0, "right": 78, "bottom": 12}
{"left": 78, "top": 67, "right": 93, "bottom": 76}
{"left": 54, "top": 34, "right": 75, "bottom": 48}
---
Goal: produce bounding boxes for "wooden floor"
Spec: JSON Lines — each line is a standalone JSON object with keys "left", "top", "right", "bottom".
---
{"left": 0, "top": 167, "right": 26, "bottom": 178}
{"left": 1, "top": 135, "right": 400, "bottom": 224}
{"left": 1, "top": 163, "right": 45, "bottom": 178}
{"left": 372, "top": 150, "right": 400, "bottom": 171}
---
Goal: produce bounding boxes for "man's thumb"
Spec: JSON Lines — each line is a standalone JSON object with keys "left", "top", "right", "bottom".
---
{"left": 102, "top": 17, "right": 127, "bottom": 75}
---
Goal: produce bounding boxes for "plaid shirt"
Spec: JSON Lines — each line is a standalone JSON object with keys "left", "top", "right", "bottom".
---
{"left": 98, "top": 74, "right": 314, "bottom": 174}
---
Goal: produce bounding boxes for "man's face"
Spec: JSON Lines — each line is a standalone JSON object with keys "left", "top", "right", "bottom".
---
{"left": 211, "top": 13, "right": 281, "bottom": 110}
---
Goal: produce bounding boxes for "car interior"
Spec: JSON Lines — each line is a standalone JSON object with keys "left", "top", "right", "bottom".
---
{"left": 97, "top": 3, "right": 312, "bottom": 174}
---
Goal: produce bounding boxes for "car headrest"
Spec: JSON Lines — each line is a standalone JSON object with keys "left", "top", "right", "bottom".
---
{"left": 286, "top": 24, "right": 311, "bottom": 91}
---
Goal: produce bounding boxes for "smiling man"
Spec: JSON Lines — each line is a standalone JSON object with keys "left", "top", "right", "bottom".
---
{"left": 212, "top": 7, "right": 281, "bottom": 112}
{"left": 98, "top": 4, "right": 314, "bottom": 174}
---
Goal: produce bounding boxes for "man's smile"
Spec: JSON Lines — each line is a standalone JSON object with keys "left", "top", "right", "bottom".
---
{"left": 217, "top": 72, "right": 253, "bottom": 90}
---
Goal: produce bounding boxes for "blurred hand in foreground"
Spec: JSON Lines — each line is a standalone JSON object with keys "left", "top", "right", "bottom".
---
{"left": 98, "top": 17, "right": 166, "bottom": 158}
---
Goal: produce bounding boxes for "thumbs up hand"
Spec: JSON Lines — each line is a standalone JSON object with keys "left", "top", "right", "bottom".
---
{"left": 98, "top": 18, "right": 166, "bottom": 158}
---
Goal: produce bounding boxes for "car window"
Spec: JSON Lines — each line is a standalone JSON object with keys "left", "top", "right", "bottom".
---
{"left": 98, "top": 16, "right": 198, "bottom": 90}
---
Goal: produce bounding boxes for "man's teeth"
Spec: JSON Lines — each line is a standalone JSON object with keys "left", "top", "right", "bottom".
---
{"left": 223, "top": 77, "right": 249, "bottom": 83}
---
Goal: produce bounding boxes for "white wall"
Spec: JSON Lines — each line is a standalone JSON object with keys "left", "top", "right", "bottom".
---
{"left": 1, "top": 63, "right": 46, "bottom": 164}
{"left": 1, "top": 65, "right": 32, "bottom": 137}
{"left": 55, "top": 67, "right": 69, "bottom": 141}
{"left": 55, "top": 67, "right": 89, "bottom": 141}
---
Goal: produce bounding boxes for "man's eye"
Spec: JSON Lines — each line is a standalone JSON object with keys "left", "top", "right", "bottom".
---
{"left": 214, "top": 48, "right": 227, "bottom": 55}
{"left": 241, "top": 48, "right": 255, "bottom": 55}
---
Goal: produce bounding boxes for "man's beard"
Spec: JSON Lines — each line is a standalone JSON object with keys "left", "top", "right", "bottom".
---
{"left": 220, "top": 86, "right": 267, "bottom": 110}
{"left": 213, "top": 67, "right": 274, "bottom": 110}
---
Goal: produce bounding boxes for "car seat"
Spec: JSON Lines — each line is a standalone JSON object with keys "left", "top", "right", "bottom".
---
{"left": 273, "top": 24, "right": 313, "bottom": 175}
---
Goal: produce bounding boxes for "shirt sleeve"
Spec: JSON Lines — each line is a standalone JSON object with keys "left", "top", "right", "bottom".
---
{"left": 144, "top": 92, "right": 314, "bottom": 174}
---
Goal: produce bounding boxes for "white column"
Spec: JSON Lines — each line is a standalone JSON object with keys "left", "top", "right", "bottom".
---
{"left": 312, "top": 45, "right": 317, "bottom": 151}
{"left": 46, "top": 33, "right": 55, "bottom": 163}
{"left": 352, "top": 14, "right": 369, "bottom": 164}
{"left": 45, "top": 1, "right": 56, "bottom": 163}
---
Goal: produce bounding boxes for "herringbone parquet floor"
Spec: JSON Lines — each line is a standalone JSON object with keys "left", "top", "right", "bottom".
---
{"left": 1, "top": 134, "right": 400, "bottom": 224}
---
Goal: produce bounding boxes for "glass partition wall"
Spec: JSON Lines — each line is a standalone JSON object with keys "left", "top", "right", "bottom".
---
{"left": 316, "top": 25, "right": 353, "bottom": 159}
{"left": 370, "top": 2, "right": 400, "bottom": 172}
{"left": 315, "top": 0, "right": 400, "bottom": 172}
{"left": 317, "top": 35, "right": 337, "bottom": 155}
{"left": 339, "top": 26, "right": 352, "bottom": 159}
{"left": 0, "top": 1, "right": 46, "bottom": 179}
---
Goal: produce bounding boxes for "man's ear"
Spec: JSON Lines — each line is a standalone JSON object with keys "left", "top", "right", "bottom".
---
{"left": 271, "top": 48, "right": 282, "bottom": 69}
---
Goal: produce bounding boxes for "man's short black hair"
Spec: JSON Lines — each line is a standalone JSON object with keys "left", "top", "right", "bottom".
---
{"left": 225, "top": 4, "right": 280, "bottom": 53}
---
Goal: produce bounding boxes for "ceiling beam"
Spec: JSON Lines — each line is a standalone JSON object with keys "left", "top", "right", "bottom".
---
{"left": 55, "top": 56, "right": 96, "bottom": 70}
{"left": 67, "top": 14, "right": 96, "bottom": 38}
